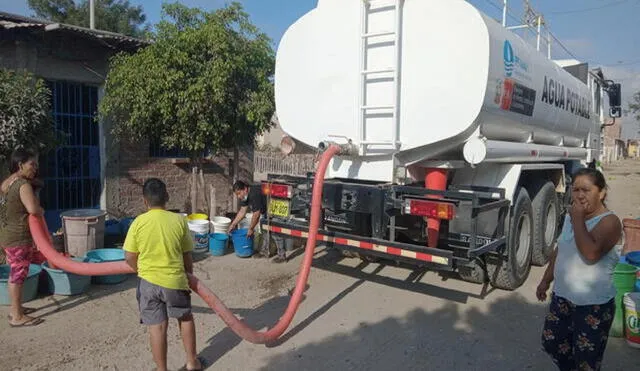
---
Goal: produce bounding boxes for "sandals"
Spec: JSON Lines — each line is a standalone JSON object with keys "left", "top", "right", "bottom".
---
{"left": 8, "top": 316, "right": 44, "bottom": 328}
{"left": 6, "top": 307, "right": 37, "bottom": 319}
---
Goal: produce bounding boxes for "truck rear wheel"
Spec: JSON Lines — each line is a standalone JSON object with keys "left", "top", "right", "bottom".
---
{"left": 531, "top": 182, "right": 559, "bottom": 266}
{"left": 487, "top": 187, "right": 534, "bottom": 290}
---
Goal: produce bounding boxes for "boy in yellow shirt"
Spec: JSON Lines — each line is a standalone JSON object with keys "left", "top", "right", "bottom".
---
{"left": 124, "top": 178, "right": 203, "bottom": 371}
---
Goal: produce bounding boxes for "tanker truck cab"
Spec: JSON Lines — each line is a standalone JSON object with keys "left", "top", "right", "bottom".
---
{"left": 263, "top": 0, "right": 623, "bottom": 291}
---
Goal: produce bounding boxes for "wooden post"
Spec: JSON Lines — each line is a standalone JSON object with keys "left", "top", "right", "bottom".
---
{"left": 190, "top": 166, "right": 197, "bottom": 214}
{"left": 209, "top": 185, "right": 216, "bottom": 219}
{"left": 198, "top": 168, "right": 205, "bottom": 214}
{"left": 232, "top": 146, "right": 240, "bottom": 211}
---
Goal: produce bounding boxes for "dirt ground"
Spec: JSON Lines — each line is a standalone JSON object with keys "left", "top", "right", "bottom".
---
{"left": 2, "top": 160, "right": 640, "bottom": 371}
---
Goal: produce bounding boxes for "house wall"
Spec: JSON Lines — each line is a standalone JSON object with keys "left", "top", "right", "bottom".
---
{"left": 1, "top": 32, "right": 253, "bottom": 220}
{"left": 106, "top": 139, "right": 253, "bottom": 217}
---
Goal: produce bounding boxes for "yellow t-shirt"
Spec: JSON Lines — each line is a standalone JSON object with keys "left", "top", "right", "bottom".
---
{"left": 123, "top": 209, "right": 193, "bottom": 290}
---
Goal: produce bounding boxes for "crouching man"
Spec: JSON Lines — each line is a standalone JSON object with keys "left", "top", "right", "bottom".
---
{"left": 228, "top": 180, "right": 287, "bottom": 263}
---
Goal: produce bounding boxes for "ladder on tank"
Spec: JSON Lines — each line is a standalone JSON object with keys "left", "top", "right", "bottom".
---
{"left": 358, "top": 0, "right": 404, "bottom": 155}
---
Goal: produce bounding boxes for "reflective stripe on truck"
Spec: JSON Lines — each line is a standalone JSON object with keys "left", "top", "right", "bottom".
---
{"left": 263, "top": 224, "right": 450, "bottom": 266}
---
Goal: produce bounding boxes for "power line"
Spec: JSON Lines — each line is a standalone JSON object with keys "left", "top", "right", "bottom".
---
{"left": 548, "top": 0, "right": 632, "bottom": 15}
{"left": 546, "top": 31, "right": 580, "bottom": 60}
{"left": 482, "top": 0, "right": 580, "bottom": 60}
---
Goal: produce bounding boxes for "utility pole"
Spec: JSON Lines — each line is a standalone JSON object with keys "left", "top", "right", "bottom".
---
{"left": 90, "top": 0, "right": 95, "bottom": 29}
{"left": 502, "top": 0, "right": 508, "bottom": 27}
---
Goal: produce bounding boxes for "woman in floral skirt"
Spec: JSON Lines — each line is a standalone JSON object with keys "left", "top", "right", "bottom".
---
{"left": 536, "top": 167, "right": 622, "bottom": 371}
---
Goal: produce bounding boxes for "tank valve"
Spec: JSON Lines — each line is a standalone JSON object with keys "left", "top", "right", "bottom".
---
{"left": 318, "top": 140, "right": 359, "bottom": 156}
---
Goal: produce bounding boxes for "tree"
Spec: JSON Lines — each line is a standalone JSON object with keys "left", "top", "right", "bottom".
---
{"left": 99, "top": 2, "right": 275, "bottom": 212}
{"left": 0, "top": 68, "right": 60, "bottom": 167}
{"left": 629, "top": 91, "right": 640, "bottom": 133}
{"left": 27, "top": 0, "right": 149, "bottom": 37}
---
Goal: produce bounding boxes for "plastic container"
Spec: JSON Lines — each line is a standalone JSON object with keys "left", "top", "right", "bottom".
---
{"left": 105, "top": 219, "right": 121, "bottom": 236}
{"left": 119, "top": 217, "right": 136, "bottom": 236}
{"left": 623, "top": 292, "right": 640, "bottom": 348}
{"left": 239, "top": 212, "right": 253, "bottom": 230}
{"left": 188, "top": 220, "right": 210, "bottom": 252}
{"left": 612, "top": 263, "right": 639, "bottom": 337}
{"left": 230, "top": 228, "right": 253, "bottom": 258}
{"left": 209, "top": 233, "right": 229, "bottom": 256}
{"left": 626, "top": 251, "right": 640, "bottom": 278}
{"left": 42, "top": 258, "right": 91, "bottom": 295}
{"left": 187, "top": 213, "right": 208, "bottom": 221}
{"left": 0, "top": 264, "right": 42, "bottom": 305}
{"left": 61, "top": 209, "right": 107, "bottom": 257}
{"left": 85, "top": 249, "right": 129, "bottom": 285}
{"left": 211, "top": 216, "right": 232, "bottom": 234}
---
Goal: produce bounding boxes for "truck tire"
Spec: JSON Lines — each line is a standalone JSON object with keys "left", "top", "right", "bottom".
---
{"left": 458, "top": 258, "right": 487, "bottom": 284}
{"left": 487, "top": 187, "right": 534, "bottom": 290}
{"left": 531, "top": 182, "right": 560, "bottom": 266}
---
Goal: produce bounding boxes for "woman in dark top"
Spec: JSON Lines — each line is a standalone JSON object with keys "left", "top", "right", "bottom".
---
{"left": 0, "top": 148, "right": 44, "bottom": 327}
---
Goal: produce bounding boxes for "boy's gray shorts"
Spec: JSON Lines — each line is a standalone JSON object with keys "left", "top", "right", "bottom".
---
{"left": 136, "top": 278, "right": 192, "bottom": 325}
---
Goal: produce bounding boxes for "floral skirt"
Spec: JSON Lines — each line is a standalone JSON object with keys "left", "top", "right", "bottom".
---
{"left": 541, "top": 293, "right": 615, "bottom": 371}
{"left": 3, "top": 245, "right": 34, "bottom": 284}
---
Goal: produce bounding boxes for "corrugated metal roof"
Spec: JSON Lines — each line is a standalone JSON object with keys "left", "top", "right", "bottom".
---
{"left": 0, "top": 20, "right": 42, "bottom": 29}
{"left": 0, "top": 11, "right": 150, "bottom": 49}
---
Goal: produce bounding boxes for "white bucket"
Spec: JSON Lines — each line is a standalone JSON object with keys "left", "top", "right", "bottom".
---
{"left": 188, "top": 220, "right": 210, "bottom": 252}
{"left": 624, "top": 292, "right": 640, "bottom": 349}
{"left": 211, "top": 216, "right": 232, "bottom": 234}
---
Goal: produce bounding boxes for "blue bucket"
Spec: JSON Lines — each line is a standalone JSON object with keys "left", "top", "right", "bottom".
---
{"left": 85, "top": 248, "right": 129, "bottom": 285}
{"left": 626, "top": 251, "right": 640, "bottom": 266}
{"left": 105, "top": 219, "right": 121, "bottom": 236}
{"left": 209, "top": 233, "right": 228, "bottom": 256}
{"left": 120, "top": 217, "right": 136, "bottom": 236}
{"left": 0, "top": 264, "right": 42, "bottom": 305}
{"left": 230, "top": 229, "right": 253, "bottom": 258}
{"left": 42, "top": 257, "right": 91, "bottom": 295}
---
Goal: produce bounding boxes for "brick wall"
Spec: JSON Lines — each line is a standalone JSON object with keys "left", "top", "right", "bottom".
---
{"left": 105, "top": 140, "right": 254, "bottom": 218}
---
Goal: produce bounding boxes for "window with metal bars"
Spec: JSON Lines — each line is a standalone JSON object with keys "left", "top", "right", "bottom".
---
{"left": 40, "top": 80, "right": 101, "bottom": 232}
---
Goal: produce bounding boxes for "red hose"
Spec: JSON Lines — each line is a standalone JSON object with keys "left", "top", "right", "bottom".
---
{"left": 29, "top": 144, "right": 341, "bottom": 344}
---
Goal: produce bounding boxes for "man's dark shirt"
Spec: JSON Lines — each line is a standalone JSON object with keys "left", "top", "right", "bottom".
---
{"left": 240, "top": 185, "right": 267, "bottom": 215}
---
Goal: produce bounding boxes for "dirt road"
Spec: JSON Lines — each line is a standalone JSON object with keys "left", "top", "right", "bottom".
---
{"left": 2, "top": 160, "right": 640, "bottom": 370}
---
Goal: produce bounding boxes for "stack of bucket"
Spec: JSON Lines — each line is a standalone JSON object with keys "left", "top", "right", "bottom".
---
{"left": 210, "top": 217, "right": 231, "bottom": 256}
{"left": 625, "top": 251, "right": 640, "bottom": 292}
{"left": 612, "top": 262, "right": 637, "bottom": 338}
{"left": 187, "top": 214, "right": 210, "bottom": 253}
{"left": 622, "top": 252, "right": 640, "bottom": 348}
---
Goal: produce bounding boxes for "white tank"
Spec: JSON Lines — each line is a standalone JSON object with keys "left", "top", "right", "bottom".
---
{"left": 274, "top": 0, "right": 600, "bottom": 168}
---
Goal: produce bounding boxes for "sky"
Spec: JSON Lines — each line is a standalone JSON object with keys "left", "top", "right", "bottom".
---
{"left": 2, "top": 0, "right": 640, "bottom": 137}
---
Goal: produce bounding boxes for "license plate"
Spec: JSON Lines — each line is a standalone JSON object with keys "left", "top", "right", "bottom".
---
{"left": 458, "top": 234, "right": 492, "bottom": 247}
{"left": 269, "top": 199, "right": 290, "bottom": 217}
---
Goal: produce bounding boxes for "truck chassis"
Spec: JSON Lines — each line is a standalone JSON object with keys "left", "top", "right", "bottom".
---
{"left": 259, "top": 172, "right": 543, "bottom": 290}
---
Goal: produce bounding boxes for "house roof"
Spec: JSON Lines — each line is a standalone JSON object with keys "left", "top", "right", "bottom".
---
{"left": 0, "top": 11, "right": 150, "bottom": 51}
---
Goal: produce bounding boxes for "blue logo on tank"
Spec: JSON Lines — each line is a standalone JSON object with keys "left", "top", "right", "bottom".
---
{"left": 504, "top": 40, "right": 515, "bottom": 77}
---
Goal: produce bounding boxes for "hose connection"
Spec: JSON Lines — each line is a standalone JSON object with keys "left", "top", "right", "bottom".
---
{"left": 318, "top": 140, "right": 359, "bottom": 156}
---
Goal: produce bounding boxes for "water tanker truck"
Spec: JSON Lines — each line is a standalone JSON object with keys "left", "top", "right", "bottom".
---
{"left": 260, "top": 0, "right": 623, "bottom": 290}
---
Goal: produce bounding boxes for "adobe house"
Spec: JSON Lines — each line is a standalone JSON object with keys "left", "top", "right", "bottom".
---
{"left": 0, "top": 12, "right": 252, "bottom": 231}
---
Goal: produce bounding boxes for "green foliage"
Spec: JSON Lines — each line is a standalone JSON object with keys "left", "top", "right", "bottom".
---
{"left": 0, "top": 68, "right": 60, "bottom": 160}
{"left": 27, "top": 0, "right": 149, "bottom": 37}
{"left": 629, "top": 91, "right": 640, "bottom": 125}
{"left": 99, "top": 2, "right": 275, "bottom": 162}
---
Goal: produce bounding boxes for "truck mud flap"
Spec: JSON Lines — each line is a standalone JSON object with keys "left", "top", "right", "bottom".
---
{"left": 262, "top": 223, "right": 453, "bottom": 270}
